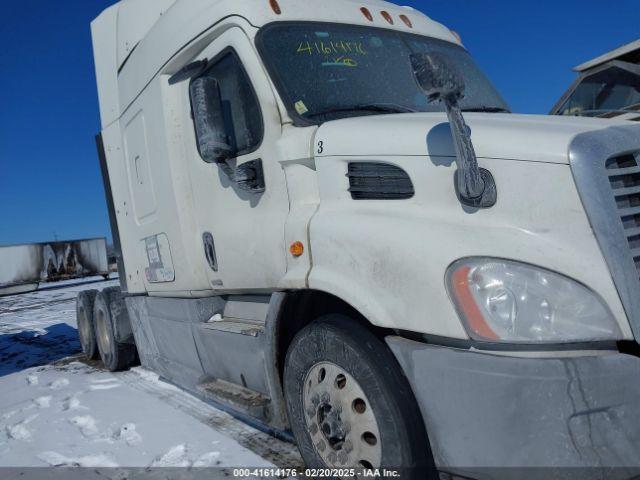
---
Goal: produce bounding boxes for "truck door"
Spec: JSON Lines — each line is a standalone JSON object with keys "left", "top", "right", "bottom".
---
{"left": 182, "top": 28, "right": 289, "bottom": 292}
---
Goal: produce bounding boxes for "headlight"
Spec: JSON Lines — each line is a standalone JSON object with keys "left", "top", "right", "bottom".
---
{"left": 446, "top": 258, "right": 622, "bottom": 343}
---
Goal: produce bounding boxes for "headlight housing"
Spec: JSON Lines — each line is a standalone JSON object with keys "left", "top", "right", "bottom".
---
{"left": 446, "top": 258, "right": 622, "bottom": 343}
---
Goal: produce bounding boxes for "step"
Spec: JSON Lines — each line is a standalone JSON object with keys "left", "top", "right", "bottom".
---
{"left": 197, "top": 379, "right": 270, "bottom": 418}
{"left": 202, "top": 317, "right": 264, "bottom": 336}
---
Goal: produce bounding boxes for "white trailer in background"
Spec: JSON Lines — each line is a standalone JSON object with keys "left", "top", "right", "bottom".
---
{"left": 0, "top": 238, "right": 109, "bottom": 296}
{"left": 84, "top": 0, "right": 640, "bottom": 477}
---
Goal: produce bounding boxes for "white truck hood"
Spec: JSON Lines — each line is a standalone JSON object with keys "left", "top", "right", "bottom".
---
{"left": 314, "top": 112, "right": 631, "bottom": 164}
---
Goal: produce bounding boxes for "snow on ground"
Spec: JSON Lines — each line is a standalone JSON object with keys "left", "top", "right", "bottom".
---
{"left": 0, "top": 277, "right": 301, "bottom": 472}
{"left": 0, "top": 361, "right": 273, "bottom": 468}
{"left": 0, "top": 276, "right": 120, "bottom": 377}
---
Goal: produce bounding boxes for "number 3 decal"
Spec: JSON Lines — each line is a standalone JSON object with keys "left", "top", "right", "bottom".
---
{"left": 317, "top": 141, "right": 324, "bottom": 154}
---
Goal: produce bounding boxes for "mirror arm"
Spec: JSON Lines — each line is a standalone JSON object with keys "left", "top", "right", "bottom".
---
{"left": 217, "top": 158, "right": 236, "bottom": 179}
{"left": 217, "top": 158, "right": 265, "bottom": 194}
{"left": 168, "top": 59, "right": 208, "bottom": 85}
{"left": 443, "top": 95, "right": 497, "bottom": 208}
{"left": 443, "top": 96, "right": 483, "bottom": 199}
{"left": 410, "top": 51, "right": 497, "bottom": 208}
{"left": 234, "top": 159, "right": 265, "bottom": 193}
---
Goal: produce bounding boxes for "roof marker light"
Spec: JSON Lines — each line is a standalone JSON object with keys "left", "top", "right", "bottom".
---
{"left": 451, "top": 30, "right": 463, "bottom": 43}
{"left": 360, "top": 7, "right": 373, "bottom": 22}
{"left": 399, "top": 14, "right": 413, "bottom": 28}
{"left": 381, "top": 11, "right": 394, "bottom": 24}
{"left": 269, "top": 0, "right": 281, "bottom": 15}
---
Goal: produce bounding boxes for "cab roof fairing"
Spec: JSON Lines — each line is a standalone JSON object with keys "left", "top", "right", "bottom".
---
{"left": 91, "top": 0, "right": 177, "bottom": 128}
{"left": 574, "top": 38, "right": 640, "bottom": 73}
{"left": 92, "top": 0, "right": 461, "bottom": 128}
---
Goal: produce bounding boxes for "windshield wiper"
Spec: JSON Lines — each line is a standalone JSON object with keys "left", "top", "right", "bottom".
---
{"left": 307, "top": 103, "right": 416, "bottom": 118}
{"left": 462, "top": 106, "right": 511, "bottom": 113}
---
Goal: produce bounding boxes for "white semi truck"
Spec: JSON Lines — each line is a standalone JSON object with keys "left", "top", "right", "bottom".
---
{"left": 83, "top": 0, "right": 640, "bottom": 477}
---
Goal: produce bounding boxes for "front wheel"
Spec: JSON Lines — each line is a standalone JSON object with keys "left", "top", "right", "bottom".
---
{"left": 284, "top": 315, "right": 436, "bottom": 478}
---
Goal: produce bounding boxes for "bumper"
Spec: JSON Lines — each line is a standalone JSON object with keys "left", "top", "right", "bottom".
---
{"left": 386, "top": 337, "right": 640, "bottom": 478}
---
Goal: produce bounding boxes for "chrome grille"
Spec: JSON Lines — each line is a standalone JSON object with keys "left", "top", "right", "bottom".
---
{"left": 607, "top": 152, "right": 640, "bottom": 277}
{"left": 570, "top": 124, "right": 640, "bottom": 341}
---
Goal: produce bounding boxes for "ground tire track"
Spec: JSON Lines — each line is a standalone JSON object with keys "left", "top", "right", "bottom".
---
{"left": 0, "top": 298, "right": 75, "bottom": 317}
{"left": 117, "top": 369, "right": 304, "bottom": 469}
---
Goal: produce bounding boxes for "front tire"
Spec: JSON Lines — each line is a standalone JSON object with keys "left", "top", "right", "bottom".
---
{"left": 93, "top": 289, "right": 136, "bottom": 372}
{"left": 284, "top": 315, "right": 436, "bottom": 478}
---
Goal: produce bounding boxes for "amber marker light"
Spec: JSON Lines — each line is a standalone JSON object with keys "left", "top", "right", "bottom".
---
{"left": 360, "top": 7, "right": 373, "bottom": 22}
{"left": 290, "top": 241, "right": 304, "bottom": 257}
{"left": 399, "top": 14, "right": 413, "bottom": 28}
{"left": 451, "top": 266, "right": 500, "bottom": 341}
{"left": 381, "top": 11, "right": 394, "bottom": 24}
{"left": 269, "top": 0, "right": 281, "bottom": 15}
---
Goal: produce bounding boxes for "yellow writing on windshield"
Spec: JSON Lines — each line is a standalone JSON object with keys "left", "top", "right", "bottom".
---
{"left": 322, "top": 57, "right": 358, "bottom": 68}
{"left": 296, "top": 41, "right": 368, "bottom": 56}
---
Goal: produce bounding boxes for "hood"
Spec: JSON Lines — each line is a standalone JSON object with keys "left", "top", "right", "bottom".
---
{"left": 315, "top": 112, "right": 632, "bottom": 164}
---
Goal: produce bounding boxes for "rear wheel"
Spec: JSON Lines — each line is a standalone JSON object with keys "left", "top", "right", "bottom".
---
{"left": 76, "top": 290, "right": 99, "bottom": 360}
{"left": 284, "top": 315, "right": 436, "bottom": 478}
{"left": 93, "top": 289, "right": 136, "bottom": 372}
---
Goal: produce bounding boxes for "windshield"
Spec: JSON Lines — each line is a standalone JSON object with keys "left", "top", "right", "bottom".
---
{"left": 257, "top": 23, "right": 510, "bottom": 124}
{"left": 556, "top": 66, "right": 640, "bottom": 117}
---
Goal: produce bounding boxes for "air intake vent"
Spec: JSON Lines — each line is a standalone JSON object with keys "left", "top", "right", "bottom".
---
{"left": 606, "top": 151, "right": 640, "bottom": 276}
{"left": 347, "top": 162, "right": 414, "bottom": 200}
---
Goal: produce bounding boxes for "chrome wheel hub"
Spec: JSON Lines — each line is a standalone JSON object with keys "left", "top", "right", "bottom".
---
{"left": 303, "top": 362, "right": 382, "bottom": 470}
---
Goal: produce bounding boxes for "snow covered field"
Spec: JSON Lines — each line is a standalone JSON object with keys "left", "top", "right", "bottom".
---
{"left": 0, "top": 278, "right": 301, "bottom": 475}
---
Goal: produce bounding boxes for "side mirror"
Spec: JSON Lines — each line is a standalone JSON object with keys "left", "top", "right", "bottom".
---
{"left": 189, "top": 76, "right": 265, "bottom": 194}
{"left": 411, "top": 51, "right": 465, "bottom": 104}
{"left": 411, "top": 52, "right": 496, "bottom": 208}
{"left": 190, "top": 76, "right": 236, "bottom": 163}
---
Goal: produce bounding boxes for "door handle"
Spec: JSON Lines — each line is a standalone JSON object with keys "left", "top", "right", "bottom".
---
{"left": 203, "top": 232, "right": 218, "bottom": 272}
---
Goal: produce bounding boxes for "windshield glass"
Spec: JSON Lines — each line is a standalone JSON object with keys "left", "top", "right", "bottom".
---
{"left": 257, "top": 23, "right": 510, "bottom": 124}
{"left": 557, "top": 66, "right": 640, "bottom": 117}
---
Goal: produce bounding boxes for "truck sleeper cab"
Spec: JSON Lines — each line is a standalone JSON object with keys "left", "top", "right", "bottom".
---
{"left": 84, "top": 0, "right": 640, "bottom": 478}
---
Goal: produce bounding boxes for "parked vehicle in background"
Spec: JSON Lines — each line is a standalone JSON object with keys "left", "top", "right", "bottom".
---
{"left": 83, "top": 0, "right": 640, "bottom": 478}
{"left": 552, "top": 39, "right": 640, "bottom": 121}
{"left": 0, "top": 238, "right": 109, "bottom": 296}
